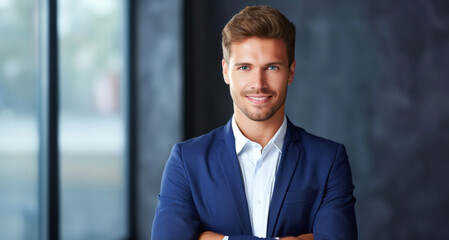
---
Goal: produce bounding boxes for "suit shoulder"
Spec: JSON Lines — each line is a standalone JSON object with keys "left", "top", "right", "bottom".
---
{"left": 176, "top": 125, "right": 226, "bottom": 153}
{"left": 289, "top": 125, "right": 349, "bottom": 171}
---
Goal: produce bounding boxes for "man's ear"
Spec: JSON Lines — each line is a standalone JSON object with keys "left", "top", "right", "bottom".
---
{"left": 222, "top": 59, "right": 230, "bottom": 85}
{"left": 288, "top": 60, "right": 296, "bottom": 84}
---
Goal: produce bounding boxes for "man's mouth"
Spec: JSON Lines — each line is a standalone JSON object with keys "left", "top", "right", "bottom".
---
{"left": 248, "top": 96, "right": 269, "bottom": 100}
{"left": 246, "top": 96, "right": 271, "bottom": 104}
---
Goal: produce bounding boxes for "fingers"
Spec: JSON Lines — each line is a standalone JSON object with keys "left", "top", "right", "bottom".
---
{"left": 297, "top": 233, "right": 313, "bottom": 240}
{"left": 198, "top": 231, "right": 225, "bottom": 240}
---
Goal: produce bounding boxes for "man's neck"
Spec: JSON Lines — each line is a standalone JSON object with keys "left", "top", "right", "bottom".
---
{"left": 233, "top": 108, "right": 285, "bottom": 148}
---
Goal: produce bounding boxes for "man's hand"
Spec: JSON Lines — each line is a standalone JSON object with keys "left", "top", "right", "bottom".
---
{"left": 199, "top": 231, "right": 225, "bottom": 240}
{"left": 281, "top": 233, "right": 313, "bottom": 240}
{"left": 199, "top": 231, "right": 313, "bottom": 240}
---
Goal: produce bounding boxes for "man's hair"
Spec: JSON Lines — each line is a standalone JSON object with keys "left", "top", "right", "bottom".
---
{"left": 222, "top": 6, "right": 296, "bottom": 65}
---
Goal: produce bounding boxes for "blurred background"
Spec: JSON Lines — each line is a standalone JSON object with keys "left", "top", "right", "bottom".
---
{"left": 0, "top": 0, "right": 448, "bottom": 239}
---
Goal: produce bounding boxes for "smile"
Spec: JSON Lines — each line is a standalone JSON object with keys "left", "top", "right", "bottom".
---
{"left": 246, "top": 96, "right": 271, "bottom": 104}
{"left": 248, "top": 96, "right": 269, "bottom": 100}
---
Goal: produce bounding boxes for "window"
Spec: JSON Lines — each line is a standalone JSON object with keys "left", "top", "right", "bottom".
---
{"left": 0, "top": 0, "right": 40, "bottom": 238}
{"left": 58, "top": 0, "right": 127, "bottom": 239}
{"left": 0, "top": 0, "right": 129, "bottom": 239}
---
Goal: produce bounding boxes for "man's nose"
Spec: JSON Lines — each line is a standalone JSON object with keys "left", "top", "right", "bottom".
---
{"left": 250, "top": 69, "right": 267, "bottom": 89}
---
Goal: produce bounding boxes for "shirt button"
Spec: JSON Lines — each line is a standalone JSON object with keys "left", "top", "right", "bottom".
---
{"left": 257, "top": 199, "right": 262, "bottom": 204}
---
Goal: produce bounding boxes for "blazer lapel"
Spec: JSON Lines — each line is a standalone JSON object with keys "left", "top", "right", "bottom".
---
{"left": 216, "top": 121, "right": 253, "bottom": 235}
{"left": 266, "top": 120, "right": 302, "bottom": 237}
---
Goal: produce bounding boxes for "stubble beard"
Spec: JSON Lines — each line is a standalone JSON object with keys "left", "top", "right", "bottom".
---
{"left": 234, "top": 89, "right": 287, "bottom": 122}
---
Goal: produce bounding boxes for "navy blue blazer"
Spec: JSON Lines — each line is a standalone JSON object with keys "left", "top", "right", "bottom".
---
{"left": 152, "top": 119, "right": 357, "bottom": 240}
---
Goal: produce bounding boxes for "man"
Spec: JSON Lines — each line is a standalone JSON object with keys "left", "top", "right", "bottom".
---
{"left": 152, "top": 6, "right": 357, "bottom": 240}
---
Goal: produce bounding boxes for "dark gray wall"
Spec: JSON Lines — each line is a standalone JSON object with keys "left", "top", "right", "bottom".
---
{"left": 136, "top": 0, "right": 183, "bottom": 239}
{"left": 138, "top": 0, "right": 449, "bottom": 239}
{"left": 281, "top": 1, "right": 449, "bottom": 239}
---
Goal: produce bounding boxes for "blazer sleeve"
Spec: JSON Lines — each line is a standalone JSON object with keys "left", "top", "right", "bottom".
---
{"left": 152, "top": 144, "right": 200, "bottom": 240}
{"left": 313, "top": 144, "right": 358, "bottom": 240}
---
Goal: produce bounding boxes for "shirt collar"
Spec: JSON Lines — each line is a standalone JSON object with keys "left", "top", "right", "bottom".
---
{"left": 231, "top": 115, "right": 287, "bottom": 155}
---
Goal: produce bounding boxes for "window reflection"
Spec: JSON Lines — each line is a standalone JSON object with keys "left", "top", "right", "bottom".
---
{"left": 0, "top": 0, "right": 127, "bottom": 239}
{"left": 0, "top": 0, "right": 39, "bottom": 239}
{"left": 58, "top": 0, "right": 126, "bottom": 239}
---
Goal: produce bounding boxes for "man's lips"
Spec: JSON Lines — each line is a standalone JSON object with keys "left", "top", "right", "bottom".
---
{"left": 246, "top": 95, "right": 271, "bottom": 104}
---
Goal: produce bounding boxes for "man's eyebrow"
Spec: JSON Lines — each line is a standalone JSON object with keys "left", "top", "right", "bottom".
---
{"left": 265, "top": 62, "right": 286, "bottom": 66}
{"left": 233, "top": 62, "right": 253, "bottom": 66}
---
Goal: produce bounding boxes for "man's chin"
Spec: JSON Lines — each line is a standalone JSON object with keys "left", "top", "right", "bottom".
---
{"left": 244, "top": 111, "right": 274, "bottom": 122}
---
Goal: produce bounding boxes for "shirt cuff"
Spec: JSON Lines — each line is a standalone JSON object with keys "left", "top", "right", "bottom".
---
{"left": 223, "top": 236, "right": 229, "bottom": 240}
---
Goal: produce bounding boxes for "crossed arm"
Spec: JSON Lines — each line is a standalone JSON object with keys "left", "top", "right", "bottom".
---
{"left": 199, "top": 231, "right": 314, "bottom": 240}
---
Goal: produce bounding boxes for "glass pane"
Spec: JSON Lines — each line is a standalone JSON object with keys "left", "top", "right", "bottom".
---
{"left": 58, "top": 0, "right": 127, "bottom": 239}
{"left": 0, "top": 0, "right": 39, "bottom": 239}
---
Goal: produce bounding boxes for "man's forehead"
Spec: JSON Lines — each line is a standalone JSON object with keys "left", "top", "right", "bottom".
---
{"left": 228, "top": 37, "right": 288, "bottom": 65}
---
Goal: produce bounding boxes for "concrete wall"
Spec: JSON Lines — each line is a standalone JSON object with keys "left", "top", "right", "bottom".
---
{"left": 137, "top": 0, "right": 449, "bottom": 239}
{"left": 136, "top": 0, "right": 183, "bottom": 238}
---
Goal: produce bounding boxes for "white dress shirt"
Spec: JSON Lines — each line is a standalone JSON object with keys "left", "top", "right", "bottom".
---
{"left": 228, "top": 115, "right": 287, "bottom": 238}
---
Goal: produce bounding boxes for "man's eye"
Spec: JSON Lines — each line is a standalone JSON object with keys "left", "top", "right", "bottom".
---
{"left": 239, "top": 66, "right": 249, "bottom": 71}
{"left": 268, "top": 66, "right": 279, "bottom": 70}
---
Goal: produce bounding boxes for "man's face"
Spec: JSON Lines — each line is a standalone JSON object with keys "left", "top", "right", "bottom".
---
{"left": 222, "top": 37, "right": 295, "bottom": 122}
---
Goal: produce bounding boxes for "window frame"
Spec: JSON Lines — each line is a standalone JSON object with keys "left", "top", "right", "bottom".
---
{"left": 37, "top": 0, "right": 135, "bottom": 239}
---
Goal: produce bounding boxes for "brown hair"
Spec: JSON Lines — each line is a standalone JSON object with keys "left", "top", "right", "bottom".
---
{"left": 222, "top": 6, "right": 296, "bottom": 65}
